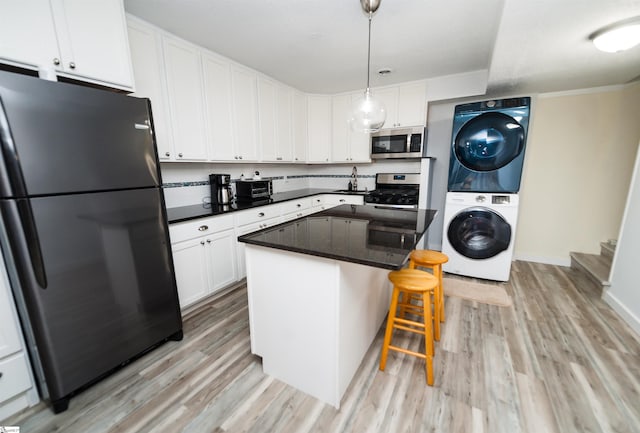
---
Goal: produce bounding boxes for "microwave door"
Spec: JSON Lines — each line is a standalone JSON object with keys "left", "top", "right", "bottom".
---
{"left": 372, "top": 134, "right": 408, "bottom": 155}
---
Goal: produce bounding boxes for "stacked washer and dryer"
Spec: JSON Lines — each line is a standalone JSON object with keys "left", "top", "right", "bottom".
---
{"left": 442, "top": 97, "right": 531, "bottom": 281}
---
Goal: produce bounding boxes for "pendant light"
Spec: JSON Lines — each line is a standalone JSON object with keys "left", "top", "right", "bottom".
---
{"left": 349, "top": 0, "right": 386, "bottom": 133}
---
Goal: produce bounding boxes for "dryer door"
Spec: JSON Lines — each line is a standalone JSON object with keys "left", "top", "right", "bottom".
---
{"left": 453, "top": 112, "right": 525, "bottom": 172}
{"left": 447, "top": 207, "right": 511, "bottom": 259}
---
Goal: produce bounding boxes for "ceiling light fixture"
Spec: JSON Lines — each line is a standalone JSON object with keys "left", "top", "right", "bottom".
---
{"left": 591, "top": 17, "right": 640, "bottom": 53}
{"left": 349, "top": 0, "right": 386, "bottom": 133}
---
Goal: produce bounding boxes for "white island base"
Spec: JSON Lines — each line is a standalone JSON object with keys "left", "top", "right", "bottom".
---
{"left": 245, "top": 244, "right": 392, "bottom": 408}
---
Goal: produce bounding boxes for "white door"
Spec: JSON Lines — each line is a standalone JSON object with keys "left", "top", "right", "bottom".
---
{"left": 276, "top": 84, "right": 293, "bottom": 162}
{"left": 307, "top": 95, "right": 332, "bottom": 163}
{"left": 51, "top": 0, "right": 133, "bottom": 88}
{"left": 127, "top": 19, "right": 174, "bottom": 160}
{"left": 397, "top": 82, "right": 427, "bottom": 127}
{"left": 231, "top": 66, "right": 259, "bottom": 161}
{"left": 163, "top": 36, "right": 208, "bottom": 160}
{"left": 206, "top": 229, "right": 238, "bottom": 293}
{"left": 257, "top": 78, "right": 278, "bottom": 162}
{"left": 202, "top": 53, "right": 235, "bottom": 161}
{"left": 172, "top": 238, "right": 208, "bottom": 308}
{"left": 331, "top": 94, "right": 350, "bottom": 163}
{"left": 0, "top": 0, "right": 59, "bottom": 70}
{"left": 292, "top": 91, "right": 308, "bottom": 162}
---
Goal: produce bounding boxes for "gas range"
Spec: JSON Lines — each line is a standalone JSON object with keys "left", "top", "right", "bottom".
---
{"left": 364, "top": 173, "right": 420, "bottom": 209}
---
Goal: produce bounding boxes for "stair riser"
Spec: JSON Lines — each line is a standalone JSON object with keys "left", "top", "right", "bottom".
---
{"left": 600, "top": 243, "right": 615, "bottom": 260}
{"left": 570, "top": 256, "right": 606, "bottom": 291}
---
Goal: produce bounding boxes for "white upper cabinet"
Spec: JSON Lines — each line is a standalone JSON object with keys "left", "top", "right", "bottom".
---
{"left": 397, "top": 81, "right": 428, "bottom": 127}
{"left": 375, "top": 81, "right": 427, "bottom": 129}
{"left": 202, "top": 53, "right": 235, "bottom": 161}
{"left": 331, "top": 93, "right": 370, "bottom": 163}
{"left": 127, "top": 17, "right": 173, "bottom": 161}
{"left": 0, "top": 0, "right": 134, "bottom": 90}
{"left": 257, "top": 77, "right": 279, "bottom": 161}
{"left": 292, "top": 91, "right": 308, "bottom": 163}
{"left": 331, "top": 94, "right": 350, "bottom": 162}
{"left": 231, "top": 65, "right": 259, "bottom": 162}
{"left": 307, "top": 95, "right": 332, "bottom": 163}
{"left": 276, "top": 84, "right": 293, "bottom": 162}
{"left": 163, "top": 36, "right": 208, "bottom": 161}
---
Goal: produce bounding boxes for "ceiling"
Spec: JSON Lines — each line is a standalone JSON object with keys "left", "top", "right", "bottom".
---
{"left": 124, "top": 0, "right": 640, "bottom": 96}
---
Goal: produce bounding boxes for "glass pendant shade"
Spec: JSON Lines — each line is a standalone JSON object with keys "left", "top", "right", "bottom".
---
{"left": 350, "top": 89, "right": 386, "bottom": 132}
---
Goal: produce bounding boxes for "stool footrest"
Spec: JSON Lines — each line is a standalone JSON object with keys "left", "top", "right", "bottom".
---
{"left": 394, "top": 317, "right": 426, "bottom": 329}
{"left": 388, "top": 345, "right": 427, "bottom": 360}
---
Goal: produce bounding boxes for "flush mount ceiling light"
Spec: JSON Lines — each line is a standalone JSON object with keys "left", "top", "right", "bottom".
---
{"left": 590, "top": 17, "right": 640, "bottom": 53}
{"left": 349, "top": 0, "right": 386, "bottom": 133}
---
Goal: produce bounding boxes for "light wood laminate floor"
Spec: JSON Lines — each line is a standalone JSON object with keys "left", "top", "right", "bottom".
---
{"left": 5, "top": 261, "right": 640, "bottom": 432}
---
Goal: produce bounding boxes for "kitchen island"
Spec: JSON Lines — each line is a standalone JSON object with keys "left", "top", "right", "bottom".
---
{"left": 238, "top": 205, "right": 437, "bottom": 407}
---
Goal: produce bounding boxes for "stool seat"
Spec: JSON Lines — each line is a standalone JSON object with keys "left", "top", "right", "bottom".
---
{"left": 388, "top": 268, "right": 438, "bottom": 292}
{"left": 380, "top": 268, "right": 438, "bottom": 385}
{"left": 410, "top": 250, "right": 448, "bottom": 266}
{"left": 409, "top": 250, "right": 449, "bottom": 327}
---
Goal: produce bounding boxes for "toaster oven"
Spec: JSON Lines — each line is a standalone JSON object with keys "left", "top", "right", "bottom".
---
{"left": 235, "top": 179, "right": 273, "bottom": 201}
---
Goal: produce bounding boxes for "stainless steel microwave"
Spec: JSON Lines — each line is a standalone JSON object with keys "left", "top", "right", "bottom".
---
{"left": 370, "top": 126, "right": 425, "bottom": 159}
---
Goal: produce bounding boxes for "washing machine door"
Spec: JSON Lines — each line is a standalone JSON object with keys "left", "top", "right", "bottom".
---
{"left": 454, "top": 112, "right": 525, "bottom": 172}
{"left": 447, "top": 207, "right": 511, "bottom": 259}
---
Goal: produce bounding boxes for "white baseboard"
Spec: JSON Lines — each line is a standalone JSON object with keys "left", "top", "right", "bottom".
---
{"left": 603, "top": 290, "right": 640, "bottom": 337}
{"left": 513, "top": 253, "right": 571, "bottom": 267}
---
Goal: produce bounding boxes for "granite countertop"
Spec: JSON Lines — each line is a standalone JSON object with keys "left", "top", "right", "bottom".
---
{"left": 238, "top": 204, "right": 437, "bottom": 270}
{"left": 166, "top": 188, "right": 368, "bottom": 224}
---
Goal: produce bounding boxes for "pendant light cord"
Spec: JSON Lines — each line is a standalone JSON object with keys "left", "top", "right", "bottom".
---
{"left": 366, "top": 12, "right": 372, "bottom": 91}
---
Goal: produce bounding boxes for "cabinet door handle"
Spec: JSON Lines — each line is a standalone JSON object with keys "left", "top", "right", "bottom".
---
{"left": 296, "top": 204, "right": 301, "bottom": 207}
{"left": 200, "top": 241, "right": 205, "bottom": 245}
{"left": 276, "top": 157, "right": 282, "bottom": 161}
{"left": 198, "top": 225, "right": 208, "bottom": 231}
{"left": 178, "top": 152, "right": 183, "bottom": 157}
{"left": 206, "top": 239, "right": 212, "bottom": 243}
{"left": 339, "top": 199, "right": 346, "bottom": 203}
{"left": 258, "top": 212, "right": 265, "bottom": 217}
{"left": 165, "top": 152, "right": 170, "bottom": 157}
{"left": 52, "top": 58, "right": 60, "bottom": 66}
{"left": 69, "top": 62, "right": 76, "bottom": 69}
{"left": 239, "top": 156, "right": 243, "bottom": 159}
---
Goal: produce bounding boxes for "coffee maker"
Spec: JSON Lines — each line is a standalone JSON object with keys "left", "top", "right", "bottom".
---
{"left": 209, "top": 174, "right": 233, "bottom": 205}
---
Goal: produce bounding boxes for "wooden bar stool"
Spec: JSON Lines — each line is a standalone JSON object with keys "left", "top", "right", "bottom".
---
{"left": 409, "top": 250, "right": 448, "bottom": 325}
{"left": 380, "top": 268, "right": 438, "bottom": 386}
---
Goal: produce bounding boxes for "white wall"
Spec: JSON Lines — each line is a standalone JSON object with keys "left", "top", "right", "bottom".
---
{"left": 515, "top": 83, "right": 640, "bottom": 265}
{"left": 605, "top": 140, "right": 640, "bottom": 335}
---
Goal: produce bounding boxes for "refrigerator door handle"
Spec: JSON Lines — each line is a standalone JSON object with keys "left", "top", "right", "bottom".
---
{"left": 1, "top": 199, "right": 48, "bottom": 289}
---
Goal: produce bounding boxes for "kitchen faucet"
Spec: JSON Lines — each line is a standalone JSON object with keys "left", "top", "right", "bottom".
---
{"left": 351, "top": 166, "right": 358, "bottom": 191}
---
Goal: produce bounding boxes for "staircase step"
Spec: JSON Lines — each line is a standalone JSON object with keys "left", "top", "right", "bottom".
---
{"left": 570, "top": 252, "right": 612, "bottom": 287}
{"left": 600, "top": 240, "right": 616, "bottom": 260}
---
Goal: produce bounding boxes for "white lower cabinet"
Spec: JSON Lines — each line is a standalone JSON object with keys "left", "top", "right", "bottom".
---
{"left": 169, "top": 215, "right": 237, "bottom": 308}
{"left": 169, "top": 194, "right": 364, "bottom": 307}
{"left": 236, "top": 216, "right": 281, "bottom": 280}
{"left": 0, "top": 250, "right": 38, "bottom": 421}
{"left": 323, "top": 194, "right": 365, "bottom": 206}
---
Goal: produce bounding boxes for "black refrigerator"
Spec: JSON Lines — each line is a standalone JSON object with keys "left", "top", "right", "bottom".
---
{"left": 0, "top": 70, "right": 182, "bottom": 413}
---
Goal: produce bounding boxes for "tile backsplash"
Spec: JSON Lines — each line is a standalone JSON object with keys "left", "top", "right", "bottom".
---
{"left": 160, "top": 160, "right": 421, "bottom": 208}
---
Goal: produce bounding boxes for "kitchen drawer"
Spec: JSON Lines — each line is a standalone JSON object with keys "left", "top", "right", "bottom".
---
{"left": 169, "top": 214, "right": 235, "bottom": 243}
{"left": 0, "top": 353, "right": 31, "bottom": 404}
{"left": 235, "top": 206, "right": 281, "bottom": 227}
{"left": 311, "top": 195, "right": 325, "bottom": 207}
{"left": 279, "top": 197, "right": 312, "bottom": 215}
{"left": 323, "top": 194, "right": 364, "bottom": 205}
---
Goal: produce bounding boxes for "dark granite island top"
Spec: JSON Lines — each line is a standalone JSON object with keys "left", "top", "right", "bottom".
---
{"left": 238, "top": 204, "right": 437, "bottom": 270}
{"left": 242, "top": 204, "right": 438, "bottom": 407}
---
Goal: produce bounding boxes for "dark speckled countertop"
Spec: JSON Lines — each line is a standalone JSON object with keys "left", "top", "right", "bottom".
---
{"left": 166, "top": 188, "right": 368, "bottom": 223}
{"left": 237, "top": 204, "right": 437, "bottom": 270}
